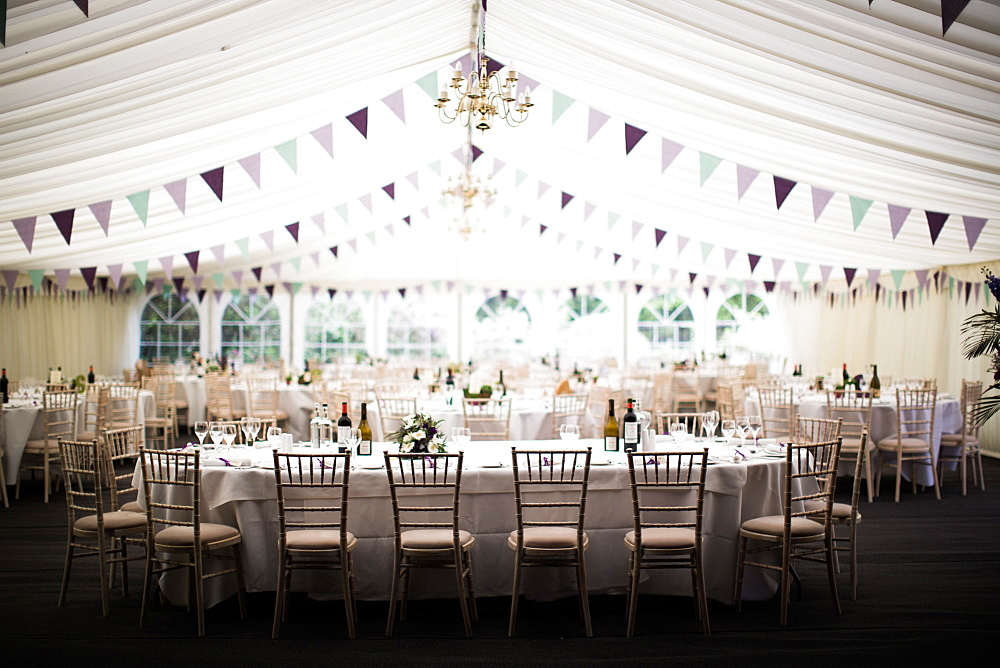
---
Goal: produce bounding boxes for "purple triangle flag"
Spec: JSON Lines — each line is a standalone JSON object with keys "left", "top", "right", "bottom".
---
{"left": 748, "top": 253, "right": 761, "bottom": 274}
{"left": 251, "top": 266, "right": 263, "bottom": 282}
{"left": 398, "top": 288, "right": 407, "bottom": 299}
{"left": 624, "top": 123, "right": 647, "bottom": 155}
{"left": 382, "top": 89, "right": 406, "bottom": 123}
{"left": 54, "top": 269, "right": 71, "bottom": 291}
{"left": 260, "top": 230, "right": 274, "bottom": 251}
{"left": 632, "top": 220, "right": 643, "bottom": 240}
{"left": 587, "top": 107, "right": 610, "bottom": 141}
{"left": 764, "top": 281, "right": 776, "bottom": 293}
{"left": 406, "top": 171, "right": 420, "bottom": 189}
{"left": 538, "top": 181, "right": 550, "bottom": 199}
{"left": 264, "top": 284, "right": 275, "bottom": 298}
{"left": 491, "top": 158, "right": 504, "bottom": 175}
{"left": 613, "top": 253, "right": 622, "bottom": 265}
{"left": 159, "top": 256, "right": 174, "bottom": 280}
{"left": 231, "top": 269, "right": 243, "bottom": 286}
{"left": 311, "top": 124, "right": 334, "bottom": 157}
{"left": 192, "top": 275, "right": 204, "bottom": 292}
{"left": 471, "top": 145, "right": 484, "bottom": 162}
{"left": 661, "top": 138, "right": 684, "bottom": 172}
{"left": 81, "top": 267, "right": 97, "bottom": 291}
{"left": 348, "top": 238, "right": 357, "bottom": 253}
{"left": 12, "top": 217, "right": 36, "bottom": 252}
{"left": 888, "top": 204, "right": 910, "bottom": 239}
{"left": 271, "top": 262, "right": 282, "bottom": 279}
{"left": 561, "top": 192, "right": 574, "bottom": 209}
{"left": 772, "top": 258, "right": 785, "bottom": 277}
{"left": 347, "top": 107, "right": 368, "bottom": 138}
{"left": 89, "top": 200, "right": 112, "bottom": 236}
{"left": 311, "top": 212, "right": 325, "bottom": 233}
{"left": 926, "top": 211, "right": 948, "bottom": 245}
{"left": 914, "top": 269, "right": 929, "bottom": 287}
{"left": 724, "top": 248, "right": 737, "bottom": 268}
{"left": 164, "top": 179, "right": 187, "bottom": 213}
{"left": 328, "top": 288, "right": 337, "bottom": 300}
{"left": 107, "top": 264, "right": 123, "bottom": 289}
{"left": 811, "top": 187, "right": 834, "bottom": 221}
{"left": 819, "top": 265, "right": 833, "bottom": 284}
{"left": 211, "top": 244, "right": 226, "bottom": 269}
{"left": 286, "top": 222, "right": 300, "bottom": 242}
{"left": 539, "top": 224, "right": 547, "bottom": 235}
{"left": 689, "top": 272, "right": 697, "bottom": 285}
{"left": 942, "top": 0, "right": 972, "bottom": 34}
{"left": 52, "top": 209, "right": 75, "bottom": 245}
{"left": 201, "top": 167, "right": 224, "bottom": 201}
{"left": 73, "top": 0, "right": 89, "bottom": 17}
{"left": 330, "top": 245, "right": 339, "bottom": 258}
{"left": 844, "top": 267, "right": 857, "bottom": 287}
{"left": 736, "top": 165, "right": 759, "bottom": 200}
{"left": 359, "top": 193, "right": 372, "bottom": 213}
{"left": 584, "top": 202, "right": 596, "bottom": 220}
{"left": 184, "top": 251, "right": 199, "bottom": 273}
{"left": 677, "top": 235, "right": 689, "bottom": 254}
{"left": 773, "top": 177, "right": 797, "bottom": 209}
{"left": 2, "top": 270, "right": 18, "bottom": 293}
{"left": 963, "top": 215, "right": 988, "bottom": 251}
{"left": 383, "top": 183, "right": 395, "bottom": 200}
{"left": 403, "top": 215, "right": 411, "bottom": 226}
{"left": 654, "top": 229, "right": 667, "bottom": 247}
{"left": 239, "top": 153, "right": 261, "bottom": 188}
{"left": 867, "top": 269, "right": 881, "bottom": 289}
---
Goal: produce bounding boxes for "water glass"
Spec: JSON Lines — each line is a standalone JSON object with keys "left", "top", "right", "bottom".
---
{"left": 669, "top": 422, "right": 687, "bottom": 446}
{"left": 702, "top": 410, "right": 719, "bottom": 440}
{"left": 451, "top": 427, "right": 471, "bottom": 448}
{"left": 206, "top": 421, "right": 223, "bottom": 452}
{"left": 266, "top": 426, "right": 282, "bottom": 450}
{"left": 343, "top": 428, "right": 361, "bottom": 454}
{"left": 559, "top": 424, "right": 581, "bottom": 441}
{"left": 193, "top": 421, "right": 208, "bottom": 447}
{"left": 721, "top": 419, "right": 736, "bottom": 443}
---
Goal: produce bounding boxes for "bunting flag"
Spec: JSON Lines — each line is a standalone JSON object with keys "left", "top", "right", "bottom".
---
{"left": 587, "top": 107, "right": 610, "bottom": 141}
{"left": 381, "top": 89, "right": 406, "bottom": 123}
{"left": 164, "top": 179, "right": 187, "bottom": 213}
{"left": 73, "top": 0, "right": 88, "bottom": 17}
{"left": 80, "top": 267, "right": 97, "bottom": 291}
{"left": 551, "top": 91, "right": 574, "bottom": 123}
{"left": 234, "top": 237, "right": 250, "bottom": 259}
{"left": 700, "top": 242, "right": 713, "bottom": 262}
{"left": 159, "top": 256, "right": 174, "bottom": 280}
{"left": 811, "top": 187, "right": 834, "bottom": 221}
{"left": 849, "top": 196, "right": 873, "bottom": 230}
{"left": 888, "top": 204, "right": 910, "bottom": 239}
{"left": 795, "top": 262, "right": 809, "bottom": 281}
{"left": 275, "top": 139, "right": 297, "bottom": 174}
{"left": 748, "top": 253, "right": 761, "bottom": 274}
{"left": 231, "top": 269, "right": 243, "bottom": 286}
{"left": 942, "top": 0, "right": 972, "bottom": 34}
{"left": 2, "top": 270, "right": 17, "bottom": 293}
{"left": 1, "top": 0, "right": 7, "bottom": 46}
{"left": 54, "top": 269, "right": 71, "bottom": 291}
{"left": 382, "top": 183, "right": 395, "bottom": 200}
{"left": 210, "top": 244, "right": 225, "bottom": 269}
{"left": 539, "top": 224, "right": 547, "bottom": 235}
{"left": 12, "top": 217, "right": 35, "bottom": 252}
{"left": 471, "top": 145, "right": 484, "bottom": 162}
{"left": 260, "top": 230, "right": 274, "bottom": 251}
{"left": 654, "top": 229, "right": 667, "bottom": 247}
{"left": 415, "top": 72, "right": 437, "bottom": 100}
{"left": 773, "top": 177, "right": 797, "bottom": 209}
{"left": 201, "top": 167, "right": 224, "bottom": 201}
{"left": 890, "top": 269, "right": 905, "bottom": 290}
{"left": 271, "top": 262, "right": 282, "bottom": 279}
{"left": 561, "top": 192, "right": 574, "bottom": 209}
{"left": 286, "top": 222, "right": 299, "bottom": 242}
{"left": 89, "top": 200, "right": 112, "bottom": 236}
{"left": 127, "top": 191, "right": 149, "bottom": 225}
{"left": 238, "top": 153, "right": 262, "bottom": 188}
{"left": 251, "top": 266, "right": 263, "bottom": 282}
{"left": 699, "top": 153, "right": 722, "bottom": 186}
{"left": 403, "top": 215, "right": 411, "bottom": 226}
{"left": 184, "top": 251, "right": 199, "bottom": 273}
{"left": 538, "top": 181, "right": 550, "bottom": 199}
{"left": 310, "top": 123, "right": 334, "bottom": 157}
{"left": 676, "top": 235, "right": 689, "bottom": 254}
{"left": 724, "top": 248, "right": 737, "bottom": 269}
{"left": 844, "top": 267, "right": 857, "bottom": 288}
{"left": 963, "top": 215, "right": 987, "bottom": 251}
{"left": 662, "top": 138, "right": 684, "bottom": 172}
{"left": 347, "top": 107, "right": 368, "bottom": 138}
{"left": 736, "top": 165, "right": 759, "bottom": 199}
{"left": 772, "top": 258, "right": 785, "bottom": 277}
{"left": 926, "top": 211, "right": 948, "bottom": 244}
{"left": 133, "top": 260, "right": 148, "bottom": 284}
{"left": 52, "top": 209, "right": 75, "bottom": 244}
{"left": 631, "top": 220, "right": 643, "bottom": 240}
{"left": 624, "top": 123, "right": 647, "bottom": 155}
{"left": 819, "top": 265, "right": 833, "bottom": 285}
{"left": 359, "top": 193, "right": 372, "bottom": 213}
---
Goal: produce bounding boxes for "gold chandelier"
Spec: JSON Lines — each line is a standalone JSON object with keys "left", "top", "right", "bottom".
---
{"left": 443, "top": 127, "right": 496, "bottom": 240}
{"left": 434, "top": 2, "right": 532, "bottom": 131}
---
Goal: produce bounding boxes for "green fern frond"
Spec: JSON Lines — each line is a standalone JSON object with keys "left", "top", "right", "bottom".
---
{"left": 970, "top": 391, "right": 1000, "bottom": 428}
{"left": 961, "top": 306, "right": 1000, "bottom": 359}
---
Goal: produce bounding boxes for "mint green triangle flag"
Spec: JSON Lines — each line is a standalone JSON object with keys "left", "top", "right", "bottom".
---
{"left": 576, "top": 240, "right": 585, "bottom": 252}
{"left": 133, "top": 277, "right": 144, "bottom": 292}
{"left": 515, "top": 169, "right": 528, "bottom": 187}
{"left": 230, "top": 288, "right": 242, "bottom": 301}
{"left": 211, "top": 272, "right": 224, "bottom": 289}
{"left": 700, "top": 242, "right": 714, "bottom": 262}
{"left": 849, "top": 196, "right": 873, "bottom": 230}
{"left": 608, "top": 211, "right": 620, "bottom": 230}
{"left": 127, "top": 190, "right": 150, "bottom": 226}
{"left": 290, "top": 257, "right": 301, "bottom": 273}
{"left": 949, "top": 277, "right": 954, "bottom": 299}
{"left": 651, "top": 264, "right": 660, "bottom": 276}
{"left": 917, "top": 285, "right": 923, "bottom": 305}
{"left": 890, "top": 269, "right": 905, "bottom": 290}
{"left": 361, "top": 290, "right": 372, "bottom": 302}
{"left": 699, "top": 153, "right": 722, "bottom": 186}
{"left": 275, "top": 139, "right": 297, "bottom": 174}
{"left": 430, "top": 280, "right": 441, "bottom": 292}
{"left": 465, "top": 284, "right": 474, "bottom": 296}
{"left": 235, "top": 238, "right": 250, "bottom": 259}
{"left": 335, "top": 204, "right": 348, "bottom": 222}
{"left": 602, "top": 281, "right": 613, "bottom": 292}
{"left": 795, "top": 262, "right": 809, "bottom": 281}
{"left": 28, "top": 269, "right": 44, "bottom": 294}
{"left": 289, "top": 282, "right": 303, "bottom": 295}
{"left": 416, "top": 72, "right": 438, "bottom": 100}
{"left": 800, "top": 281, "right": 810, "bottom": 294}
{"left": 133, "top": 260, "right": 148, "bottom": 284}
{"left": 366, "top": 231, "right": 375, "bottom": 245}
{"left": 163, "top": 284, "right": 173, "bottom": 297}
{"left": 551, "top": 91, "right": 574, "bottom": 123}
{"left": 429, "top": 160, "right": 441, "bottom": 176}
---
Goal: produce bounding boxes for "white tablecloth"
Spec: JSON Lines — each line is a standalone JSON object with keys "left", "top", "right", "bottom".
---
{"left": 134, "top": 438, "right": 789, "bottom": 609}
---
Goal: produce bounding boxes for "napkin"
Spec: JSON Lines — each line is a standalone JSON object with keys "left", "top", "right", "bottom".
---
{"left": 555, "top": 379, "right": 572, "bottom": 395}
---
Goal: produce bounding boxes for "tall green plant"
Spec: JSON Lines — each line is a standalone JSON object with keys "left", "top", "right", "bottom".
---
{"left": 961, "top": 269, "right": 1000, "bottom": 426}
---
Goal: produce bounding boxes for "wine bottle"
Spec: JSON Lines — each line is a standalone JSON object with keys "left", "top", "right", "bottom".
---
{"left": 413, "top": 368, "right": 420, "bottom": 381}
{"left": 48, "top": 367, "right": 55, "bottom": 384}
{"left": 87, "top": 365, "right": 95, "bottom": 384}
{"left": 358, "top": 402, "right": 373, "bottom": 456}
{"left": 623, "top": 398, "right": 640, "bottom": 451}
{"left": 604, "top": 399, "right": 619, "bottom": 452}
{"left": 1, "top": 368, "right": 9, "bottom": 403}
{"left": 870, "top": 365, "right": 881, "bottom": 399}
{"left": 842, "top": 363, "right": 850, "bottom": 386}
{"left": 337, "top": 401, "right": 352, "bottom": 447}
{"left": 497, "top": 369, "right": 506, "bottom": 397}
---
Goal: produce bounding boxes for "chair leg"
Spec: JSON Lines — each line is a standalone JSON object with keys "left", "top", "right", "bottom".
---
{"left": 386, "top": 551, "right": 402, "bottom": 637}
{"left": 232, "top": 544, "right": 247, "bottom": 620}
{"left": 508, "top": 550, "right": 523, "bottom": 638}
{"left": 977, "top": 450, "right": 986, "bottom": 491}
{"left": 929, "top": 453, "right": 941, "bottom": 501}
{"left": 894, "top": 457, "right": 902, "bottom": 503}
{"left": 961, "top": 449, "right": 968, "bottom": 496}
{"left": 464, "top": 549, "right": 478, "bottom": 622}
{"left": 696, "top": 551, "right": 711, "bottom": 636}
{"left": 825, "top": 534, "right": 842, "bottom": 616}
{"left": 577, "top": 551, "right": 593, "bottom": 638}
{"left": 0, "top": 461, "right": 9, "bottom": 508}
{"left": 453, "top": 550, "right": 473, "bottom": 638}
{"left": 863, "top": 449, "right": 874, "bottom": 503}
{"left": 340, "top": 549, "right": 356, "bottom": 639}
{"left": 139, "top": 540, "right": 154, "bottom": 628}
{"left": 57, "top": 529, "right": 74, "bottom": 607}
{"left": 779, "top": 541, "right": 792, "bottom": 627}
{"left": 625, "top": 549, "right": 641, "bottom": 638}
{"left": 193, "top": 551, "right": 206, "bottom": 637}
{"left": 849, "top": 521, "right": 859, "bottom": 601}
{"left": 734, "top": 536, "right": 747, "bottom": 610}
{"left": 624, "top": 551, "right": 635, "bottom": 615}
{"left": 399, "top": 560, "right": 411, "bottom": 622}
{"left": 42, "top": 452, "right": 51, "bottom": 504}
{"left": 272, "top": 554, "right": 286, "bottom": 639}
{"left": 97, "top": 532, "right": 110, "bottom": 617}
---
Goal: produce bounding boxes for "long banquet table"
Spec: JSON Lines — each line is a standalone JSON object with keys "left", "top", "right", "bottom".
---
{"left": 135, "top": 438, "right": 792, "bottom": 609}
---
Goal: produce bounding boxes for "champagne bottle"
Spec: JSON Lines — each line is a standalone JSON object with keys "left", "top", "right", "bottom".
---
{"left": 358, "top": 402, "right": 373, "bottom": 456}
{"left": 623, "top": 398, "right": 640, "bottom": 451}
{"left": 870, "top": 365, "right": 881, "bottom": 398}
{"left": 337, "top": 401, "right": 352, "bottom": 446}
{"left": 604, "top": 399, "right": 619, "bottom": 452}
{"left": 87, "top": 365, "right": 95, "bottom": 384}
{"left": 1, "top": 368, "right": 9, "bottom": 403}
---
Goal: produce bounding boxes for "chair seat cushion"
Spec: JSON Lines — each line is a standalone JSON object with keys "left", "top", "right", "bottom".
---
{"left": 24, "top": 439, "right": 61, "bottom": 452}
{"left": 740, "top": 515, "right": 825, "bottom": 538}
{"left": 804, "top": 500, "right": 860, "bottom": 522}
{"left": 74, "top": 510, "right": 146, "bottom": 534}
{"left": 839, "top": 436, "right": 866, "bottom": 452}
{"left": 173, "top": 400, "right": 188, "bottom": 409}
{"left": 876, "top": 436, "right": 931, "bottom": 451}
{"left": 940, "top": 433, "right": 978, "bottom": 448}
{"left": 286, "top": 529, "right": 357, "bottom": 551}
{"left": 400, "top": 529, "right": 473, "bottom": 550}
{"left": 624, "top": 527, "right": 695, "bottom": 550}
{"left": 75, "top": 431, "right": 99, "bottom": 442}
{"left": 508, "top": 527, "right": 589, "bottom": 550}
{"left": 155, "top": 523, "right": 241, "bottom": 550}
{"left": 120, "top": 501, "right": 142, "bottom": 513}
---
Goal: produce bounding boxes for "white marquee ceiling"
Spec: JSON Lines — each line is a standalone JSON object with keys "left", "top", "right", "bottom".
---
{"left": 1, "top": 0, "right": 998, "bottom": 292}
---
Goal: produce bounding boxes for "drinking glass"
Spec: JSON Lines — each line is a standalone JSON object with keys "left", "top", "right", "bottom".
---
{"left": 266, "top": 426, "right": 282, "bottom": 450}
{"left": 451, "top": 427, "right": 471, "bottom": 448}
{"left": 559, "top": 424, "right": 580, "bottom": 441}
{"left": 702, "top": 410, "right": 719, "bottom": 440}
{"left": 240, "top": 417, "right": 253, "bottom": 446}
{"left": 343, "top": 428, "right": 361, "bottom": 454}
{"left": 222, "top": 424, "right": 238, "bottom": 454}
{"left": 193, "top": 421, "right": 208, "bottom": 447}
{"left": 735, "top": 416, "right": 750, "bottom": 449}
{"left": 248, "top": 417, "right": 262, "bottom": 446}
{"left": 747, "top": 415, "right": 762, "bottom": 449}
{"left": 721, "top": 419, "right": 736, "bottom": 443}
{"left": 207, "top": 421, "right": 223, "bottom": 452}
{"left": 669, "top": 422, "right": 687, "bottom": 446}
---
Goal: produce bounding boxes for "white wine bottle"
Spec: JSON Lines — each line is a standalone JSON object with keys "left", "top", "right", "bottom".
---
{"left": 358, "top": 402, "right": 373, "bottom": 456}
{"left": 604, "top": 399, "right": 619, "bottom": 452}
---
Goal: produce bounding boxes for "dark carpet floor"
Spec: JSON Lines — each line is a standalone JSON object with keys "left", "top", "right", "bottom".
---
{"left": 2, "top": 455, "right": 998, "bottom": 666}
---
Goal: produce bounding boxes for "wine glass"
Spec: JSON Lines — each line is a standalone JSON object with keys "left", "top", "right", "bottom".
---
{"left": 747, "top": 415, "right": 762, "bottom": 450}
{"left": 735, "top": 416, "right": 750, "bottom": 449}
{"left": 240, "top": 417, "right": 253, "bottom": 446}
{"left": 221, "top": 424, "right": 238, "bottom": 455}
{"left": 248, "top": 417, "right": 262, "bottom": 446}
{"left": 207, "top": 421, "right": 223, "bottom": 452}
{"left": 702, "top": 410, "right": 719, "bottom": 440}
{"left": 193, "top": 421, "right": 208, "bottom": 447}
{"left": 343, "top": 428, "right": 361, "bottom": 454}
{"left": 266, "top": 426, "right": 282, "bottom": 450}
{"left": 721, "top": 419, "right": 736, "bottom": 443}
{"left": 559, "top": 424, "right": 581, "bottom": 441}
{"left": 669, "top": 422, "right": 687, "bottom": 446}
{"left": 451, "top": 427, "right": 471, "bottom": 448}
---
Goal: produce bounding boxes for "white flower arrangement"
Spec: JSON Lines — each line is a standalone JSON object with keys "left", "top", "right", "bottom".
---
{"left": 386, "top": 413, "right": 448, "bottom": 453}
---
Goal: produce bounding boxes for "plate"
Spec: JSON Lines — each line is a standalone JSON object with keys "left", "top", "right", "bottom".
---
{"left": 479, "top": 463, "right": 508, "bottom": 468}
{"left": 357, "top": 462, "right": 385, "bottom": 469}
{"left": 591, "top": 460, "right": 615, "bottom": 466}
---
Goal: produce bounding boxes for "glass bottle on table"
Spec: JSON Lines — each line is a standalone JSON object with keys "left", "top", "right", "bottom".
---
{"left": 622, "top": 398, "right": 640, "bottom": 451}
{"left": 319, "top": 403, "right": 335, "bottom": 450}
{"left": 870, "top": 365, "right": 881, "bottom": 398}
{"left": 309, "top": 402, "right": 323, "bottom": 448}
{"left": 1, "top": 368, "right": 8, "bottom": 403}
{"left": 604, "top": 399, "right": 619, "bottom": 452}
{"left": 87, "top": 365, "right": 95, "bottom": 385}
{"left": 336, "top": 402, "right": 351, "bottom": 452}
{"left": 357, "top": 402, "right": 373, "bottom": 456}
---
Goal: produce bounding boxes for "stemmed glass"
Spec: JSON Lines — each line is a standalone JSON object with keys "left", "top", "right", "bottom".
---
{"left": 247, "top": 417, "right": 262, "bottom": 447}
{"left": 266, "top": 426, "right": 282, "bottom": 450}
{"left": 702, "top": 410, "right": 719, "bottom": 441}
{"left": 735, "top": 416, "right": 750, "bottom": 450}
{"left": 240, "top": 417, "right": 253, "bottom": 446}
{"left": 669, "top": 422, "right": 687, "bottom": 446}
{"left": 207, "top": 421, "right": 223, "bottom": 453}
{"left": 193, "top": 421, "right": 208, "bottom": 448}
{"left": 451, "top": 427, "right": 471, "bottom": 448}
{"left": 721, "top": 419, "right": 736, "bottom": 443}
{"left": 343, "top": 428, "right": 361, "bottom": 454}
{"left": 221, "top": 424, "right": 238, "bottom": 456}
{"left": 747, "top": 415, "right": 762, "bottom": 451}
{"left": 559, "top": 424, "right": 580, "bottom": 441}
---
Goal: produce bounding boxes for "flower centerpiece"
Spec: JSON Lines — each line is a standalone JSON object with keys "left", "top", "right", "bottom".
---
{"left": 386, "top": 413, "right": 448, "bottom": 453}
{"left": 961, "top": 267, "right": 1000, "bottom": 425}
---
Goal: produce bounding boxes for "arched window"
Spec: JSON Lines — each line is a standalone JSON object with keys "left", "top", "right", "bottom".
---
{"left": 472, "top": 296, "right": 531, "bottom": 361}
{"left": 304, "top": 298, "right": 366, "bottom": 363}
{"left": 221, "top": 294, "right": 281, "bottom": 364}
{"left": 716, "top": 292, "right": 769, "bottom": 347}
{"left": 556, "top": 295, "right": 613, "bottom": 361}
{"left": 637, "top": 295, "right": 695, "bottom": 351}
{"left": 386, "top": 296, "right": 448, "bottom": 360}
{"left": 139, "top": 294, "right": 201, "bottom": 363}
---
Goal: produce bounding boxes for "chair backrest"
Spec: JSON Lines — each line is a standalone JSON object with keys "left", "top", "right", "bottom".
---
{"left": 103, "top": 425, "right": 144, "bottom": 511}
{"left": 551, "top": 393, "right": 588, "bottom": 437}
{"left": 655, "top": 411, "right": 703, "bottom": 436}
{"left": 42, "top": 390, "right": 79, "bottom": 442}
{"left": 59, "top": 438, "right": 104, "bottom": 528}
{"left": 510, "top": 447, "right": 591, "bottom": 541}
{"left": 149, "top": 377, "right": 177, "bottom": 421}
{"left": 246, "top": 376, "right": 281, "bottom": 415}
{"left": 205, "top": 375, "right": 235, "bottom": 420}
{"left": 758, "top": 387, "right": 795, "bottom": 440}
{"left": 586, "top": 386, "right": 611, "bottom": 422}
{"left": 893, "top": 388, "right": 936, "bottom": 443}
{"left": 626, "top": 448, "right": 708, "bottom": 546}
{"left": 959, "top": 380, "right": 983, "bottom": 439}
{"left": 108, "top": 384, "right": 140, "bottom": 427}
{"left": 785, "top": 437, "right": 842, "bottom": 532}
{"left": 82, "top": 386, "right": 110, "bottom": 438}
{"left": 793, "top": 415, "right": 842, "bottom": 444}
{"left": 462, "top": 398, "right": 512, "bottom": 440}
{"left": 377, "top": 396, "right": 418, "bottom": 436}
{"left": 273, "top": 451, "right": 351, "bottom": 547}
{"left": 383, "top": 452, "right": 464, "bottom": 544}
{"left": 825, "top": 390, "right": 873, "bottom": 441}
{"left": 671, "top": 370, "right": 701, "bottom": 398}
{"left": 139, "top": 448, "right": 202, "bottom": 536}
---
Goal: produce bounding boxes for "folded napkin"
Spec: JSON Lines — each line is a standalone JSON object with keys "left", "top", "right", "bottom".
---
{"left": 555, "top": 379, "right": 572, "bottom": 395}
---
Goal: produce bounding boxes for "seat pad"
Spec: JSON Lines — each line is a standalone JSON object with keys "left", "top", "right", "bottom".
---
{"left": 804, "top": 500, "right": 859, "bottom": 522}
{"left": 508, "top": 526, "right": 588, "bottom": 550}
{"left": 74, "top": 510, "right": 146, "bottom": 533}
{"left": 155, "top": 523, "right": 240, "bottom": 549}
{"left": 876, "top": 436, "right": 931, "bottom": 451}
{"left": 740, "top": 515, "right": 824, "bottom": 538}
{"left": 624, "top": 527, "right": 695, "bottom": 550}
{"left": 400, "top": 529, "right": 473, "bottom": 550}
{"left": 286, "top": 529, "right": 357, "bottom": 551}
